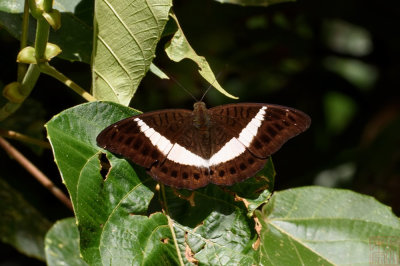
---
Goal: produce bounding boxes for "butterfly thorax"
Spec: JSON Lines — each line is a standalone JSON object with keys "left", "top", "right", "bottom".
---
{"left": 193, "top": 101, "right": 212, "bottom": 158}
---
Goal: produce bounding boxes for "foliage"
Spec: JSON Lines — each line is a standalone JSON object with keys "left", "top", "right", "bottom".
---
{"left": 0, "top": 178, "right": 51, "bottom": 260}
{"left": 45, "top": 101, "right": 400, "bottom": 264}
{"left": 0, "top": 0, "right": 399, "bottom": 265}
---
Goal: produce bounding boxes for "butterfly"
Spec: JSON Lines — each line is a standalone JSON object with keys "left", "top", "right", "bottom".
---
{"left": 97, "top": 102, "right": 310, "bottom": 190}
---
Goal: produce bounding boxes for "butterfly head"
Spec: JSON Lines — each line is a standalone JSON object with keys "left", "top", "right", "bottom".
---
{"left": 193, "top": 101, "right": 210, "bottom": 129}
{"left": 193, "top": 101, "right": 207, "bottom": 112}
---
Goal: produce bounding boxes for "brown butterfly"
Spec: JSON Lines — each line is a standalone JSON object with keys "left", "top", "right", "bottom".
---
{"left": 97, "top": 102, "right": 310, "bottom": 190}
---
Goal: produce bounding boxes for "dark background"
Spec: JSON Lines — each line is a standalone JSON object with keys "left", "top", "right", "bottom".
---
{"left": 1, "top": 0, "right": 399, "bottom": 264}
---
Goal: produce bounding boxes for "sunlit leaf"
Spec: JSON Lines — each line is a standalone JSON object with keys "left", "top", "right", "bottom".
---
{"left": 149, "top": 63, "right": 170, "bottom": 79}
{"left": 230, "top": 157, "right": 275, "bottom": 216}
{"left": 91, "top": 0, "right": 172, "bottom": 105}
{"left": 45, "top": 101, "right": 138, "bottom": 206}
{"left": 46, "top": 102, "right": 179, "bottom": 264}
{"left": 165, "top": 13, "right": 238, "bottom": 100}
{"left": 256, "top": 186, "right": 400, "bottom": 265}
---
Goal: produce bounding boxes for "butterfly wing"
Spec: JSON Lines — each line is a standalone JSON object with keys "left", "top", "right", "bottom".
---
{"left": 97, "top": 103, "right": 311, "bottom": 190}
{"left": 210, "top": 103, "right": 311, "bottom": 158}
{"left": 148, "top": 122, "right": 213, "bottom": 190}
{"left": 97, "top": 109, "right": 211, "bottom": 189}
{"left": 208, "top": 103, "right": 310, "bottom": 185}
{"left": 208, "top": 122, "right": 269, "bottom": 186}
{"left": 96, "top": 109, "right": 193, "bottom": 169}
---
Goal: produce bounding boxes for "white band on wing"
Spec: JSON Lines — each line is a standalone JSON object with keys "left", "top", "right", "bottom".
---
{"left": 133, "top": 106, "right": 266, "bottom": 167}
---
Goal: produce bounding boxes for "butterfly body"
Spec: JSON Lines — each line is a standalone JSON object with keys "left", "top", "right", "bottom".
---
{"left": 97, "top": 102, "right": 310, "bottom": 190}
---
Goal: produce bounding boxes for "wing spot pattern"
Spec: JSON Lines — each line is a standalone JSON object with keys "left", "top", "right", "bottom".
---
{"left": 182, "top": 172, "right": 188, "bottom": 179}
{"left": 230, "top": 167, "right": 236, "bottom": 174}
{"left": 171, "top": 170, "right": 178, "bottom": 178}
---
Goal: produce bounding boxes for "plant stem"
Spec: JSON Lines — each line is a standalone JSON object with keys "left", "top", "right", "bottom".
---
{"left": 34, "top": 19, "right": 49, "bottom": 62}
{"left": 0, "top": 137, "right": 73, "bottom": 210}
{"left": 42, "top": 0, "right": 53, "bottom": 11}
{"left": 17, "top": 0, "right": 30, "bottom": 82}
{"left": 161, "top": 184, "right": 185, "bottom": 266}
{"left": 0, "top": 129, "right": 51, "bottom": 149}
{"left": 39, "top": 63, "right": 97, "bottom": 102}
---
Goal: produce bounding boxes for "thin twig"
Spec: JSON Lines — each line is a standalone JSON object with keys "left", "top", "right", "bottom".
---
{"left": 39, "top": 63, "right": 97, "bottom": 102}
{"left": 161, "top": 184, "right": 185, "bottom": 266}
{"left": 0, "top": 129, "right": 51, "bottom": 149}
{"left": 0, "top": 137, "right": 73, "bottom": 210}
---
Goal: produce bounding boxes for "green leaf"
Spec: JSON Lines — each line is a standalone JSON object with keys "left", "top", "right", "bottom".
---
{"left": 230, "top": 157, "right": 275, "bottom": 216}
{"left": 46, "top": 102, "right": 179, "bottom": 264}
{"left": 45, "top": 101, "right": 139, "bottom": 207}
{"left": 46, "top": 101, "right": 274, "bottom": 264}
{"left": 0, "top": 177, "right": 51, "bottom": 260}
{"left": 149, "top": 63, "right": 170, "bottom": 79}
{"left": 0, "top": 0, "right": 93, "bottom": 63}
{"left": 256, "top": 186, "right": 400, "bottom": 265}
{"left": 75, "top": 153, "right": 160, "bottom": 264}
{"left": 91, "top": 0, "right": 172, "bottom": 106}
{"left": 45, "top": 218, "right": 88, "bottom": 266}
{"left": 164, "top": 185, "right": 260, "bottom": 264}
{"left": 165, "top": 13, "right": 238, "bottom": 100}
{"left": 214, "top": 0, "right": 296, "bottom": 7}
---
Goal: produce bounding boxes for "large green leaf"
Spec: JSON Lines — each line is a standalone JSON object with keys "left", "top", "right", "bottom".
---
{"left": 0, "top": 177, "right": 51, "bottom": 260}
{"left": 256, "top": 186, "right": 400, "bottom": 265}
{"left": 0, "top": 0, "right": 93, "bottom": 63}
{"left": 91, "top": 0, "right": 172, "bottom": 105}
{"left": 46, "top": 102, "right": 177, "bottom": 264}
{"left": 75, "top": 153, "right": 166, "bottom": 264}
{"left": 163, "top": 185, "right": 260, "bottom": 265}
{"left": 45, "top": 101, "right": 138, "bottom": 207}
{"left": 46, "top": 101, "right": 274, "bottom": 264}
{"left": 230, "top": 157, "right": 275, "bottom": 216}
{"left": 45, "top": 218, "right": 88, "bottom": 266}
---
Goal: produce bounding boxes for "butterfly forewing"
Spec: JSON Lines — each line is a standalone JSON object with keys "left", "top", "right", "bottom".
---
{"left": 96, "top": 109, "right": 192, "bottom": 168}
{"left": 210, "top": 103, "right": 311, "bottom": 158}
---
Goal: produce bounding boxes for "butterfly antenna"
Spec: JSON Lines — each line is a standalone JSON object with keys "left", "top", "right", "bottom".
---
{"left": 200, "top": 71, "right": 223, "bottom": 102}
{"left": 168, "top": 75, "right": 198, "bottom": 102}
